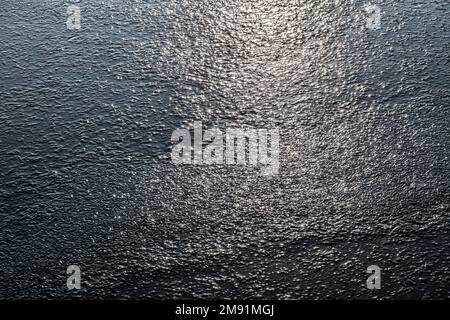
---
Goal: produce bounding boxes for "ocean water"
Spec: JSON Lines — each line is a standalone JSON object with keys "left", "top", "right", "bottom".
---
{"left": 0, "top": 0, "right": 449, "bottom": 299}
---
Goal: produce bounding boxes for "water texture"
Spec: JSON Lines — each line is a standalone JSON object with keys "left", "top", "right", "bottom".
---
{"left": 0, "top": 0, "right": 449, "bottom": 299}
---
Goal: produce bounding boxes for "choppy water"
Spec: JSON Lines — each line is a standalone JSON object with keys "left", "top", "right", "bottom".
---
{"left": 0, "top": 0, "right": 449, "bottom": 299}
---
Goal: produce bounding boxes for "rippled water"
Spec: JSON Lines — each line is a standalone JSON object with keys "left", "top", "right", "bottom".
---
{"left": 0, "top": 0, "right": 449, "bottom": 299}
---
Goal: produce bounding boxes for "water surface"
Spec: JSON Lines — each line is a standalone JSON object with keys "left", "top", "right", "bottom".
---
{"left": 0, "top": 0, "right": 449, "bottom": 299}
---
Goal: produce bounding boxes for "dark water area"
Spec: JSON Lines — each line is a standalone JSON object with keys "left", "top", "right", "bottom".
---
{"left": 0, "top": 0, "right": 449, "bottom": 299}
